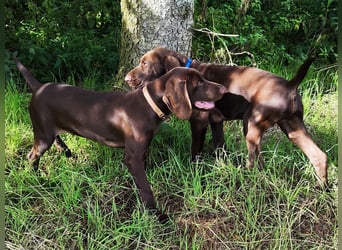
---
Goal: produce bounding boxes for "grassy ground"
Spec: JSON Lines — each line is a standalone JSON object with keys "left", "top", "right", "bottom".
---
{"left": 5, "top": 68, "right": 337, "bottom": 249}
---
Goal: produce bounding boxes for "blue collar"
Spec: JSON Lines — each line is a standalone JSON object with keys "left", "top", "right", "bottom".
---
{"left": 185, "top": 58, "right": 193, "bottom": 68}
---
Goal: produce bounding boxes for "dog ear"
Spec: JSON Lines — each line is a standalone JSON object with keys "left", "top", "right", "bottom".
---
{"left": 163, "top": 80, "right": 192, "bottom": 120}
{"left": 163, "top": 55, "right": 181, "bottom": 71}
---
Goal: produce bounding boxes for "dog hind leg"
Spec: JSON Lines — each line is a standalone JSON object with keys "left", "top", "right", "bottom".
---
{"left": 54, "top": 135, "right": 72, "bottom": 157}
{"left": 278, "top": 118, "right": 328, "bottom": 186}
{"left": 28, "top": 137, "right": 54, "bottom": 171}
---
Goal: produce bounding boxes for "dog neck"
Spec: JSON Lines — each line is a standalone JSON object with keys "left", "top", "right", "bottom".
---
{"left": 142, "top": 86, "right": 170, "bottom": 122}
{"left": 184, "top": 58, "right": 201, "bottom": 69}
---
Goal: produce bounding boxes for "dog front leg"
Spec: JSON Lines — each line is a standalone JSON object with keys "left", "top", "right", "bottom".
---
{"left": 243, "top": 115, "right": 266, "bottom": 169}
{"left": 124, "top": 142, "right": 168, "bottom": 223}
{"left": 190, "top": 111, "right": 209, "bottom": 160}
{"left": 210, "top": 120, "right": 225, "bottom": 149}
{"left": 245, "top": 128, "right": 264, "bottom": 169}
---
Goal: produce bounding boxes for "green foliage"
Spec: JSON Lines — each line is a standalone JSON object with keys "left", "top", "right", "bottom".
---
{"left": 5, "top": 0, "right": 121, "bottom": 85}
{"left": 193, "top": 0, "right": 337, "bottom": 67}
{"left": 6, "top": 0, "right": 337, "bottom": 90}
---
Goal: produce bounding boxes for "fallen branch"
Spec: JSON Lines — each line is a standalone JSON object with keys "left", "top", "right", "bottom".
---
{"left": 190, "top": 27, "right": 239, "bottom": 38}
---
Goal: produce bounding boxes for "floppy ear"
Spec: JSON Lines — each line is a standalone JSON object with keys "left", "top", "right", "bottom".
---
{"left": 163, "top": 55, "right": 181, "bottom": 71}
{"left": 163, "top": 80, "right": 192, "bottom": 120}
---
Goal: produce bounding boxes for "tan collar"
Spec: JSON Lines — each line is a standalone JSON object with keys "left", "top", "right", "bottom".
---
{"left": 142, "top": 86, "right": 170, "bottom": 122}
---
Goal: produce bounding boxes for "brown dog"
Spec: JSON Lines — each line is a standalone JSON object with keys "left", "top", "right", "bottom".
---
{"left": 125, "top": 47, "right": 328, "bottom": 186}
{"left": 14, "top": 58, "right": 226, "bottom": 221}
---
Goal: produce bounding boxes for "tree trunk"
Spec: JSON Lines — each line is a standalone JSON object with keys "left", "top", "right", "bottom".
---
{"left": 116, "top": 0, "right": 194, "bottom": 86}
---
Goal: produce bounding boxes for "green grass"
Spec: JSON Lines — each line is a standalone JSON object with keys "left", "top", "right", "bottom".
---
{"left": 5, "top": 69, "right": 337, "bottom": 249}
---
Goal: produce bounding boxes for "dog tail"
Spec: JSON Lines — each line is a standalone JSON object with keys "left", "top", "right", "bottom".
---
{"left": 13, "top": 57, "right": 42, "bottom": 92}
{"left": 288, "top": 56, "right": 315, "bottom": 88}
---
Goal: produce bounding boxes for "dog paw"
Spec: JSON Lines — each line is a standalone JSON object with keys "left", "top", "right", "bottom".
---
{"left": 157, "top": 212, "right": 170, "bottom": 224}
{"left": 315, "top": 181, "right": 331, "bottom": 193}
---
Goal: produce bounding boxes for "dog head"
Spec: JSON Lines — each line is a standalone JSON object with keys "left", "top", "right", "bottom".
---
{"left": 161, "top": 67, "right": 226, "bottom": 120}
{"left": 125, "top": 47, "right": 188, "bottom": 89}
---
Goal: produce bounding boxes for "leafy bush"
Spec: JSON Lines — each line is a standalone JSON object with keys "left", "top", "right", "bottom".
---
{"left": 193, "top": 0, "right": 337, "bottom": 67}
{"left": 6, "top": 0, "right": 337, "bottom": 89}
{"left": 5, "top": 0, "right": 121, "bottom": 86}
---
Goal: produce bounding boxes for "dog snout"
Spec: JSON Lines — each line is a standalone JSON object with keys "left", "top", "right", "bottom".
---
{"left": 124, "top": 74, "right": 142, "bottom": 88}
{"left": 124, "top": 74, "right": 132, "bottom": 82}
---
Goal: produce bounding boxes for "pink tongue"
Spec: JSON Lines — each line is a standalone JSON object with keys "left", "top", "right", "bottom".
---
{"left": 194, "top": 101, "right": 215, "bottom": 110}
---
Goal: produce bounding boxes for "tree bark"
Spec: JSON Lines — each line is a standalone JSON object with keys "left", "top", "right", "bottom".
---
{"left": 116, "top": 0, "right": 194, "bottom": 86}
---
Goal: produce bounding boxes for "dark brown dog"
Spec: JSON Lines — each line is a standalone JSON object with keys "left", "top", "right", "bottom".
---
{"left": 14, "top": 58, "right": 226, "bottom": 221}
{"left": 125, "top": 47, "right": 328, "bottom": 186}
